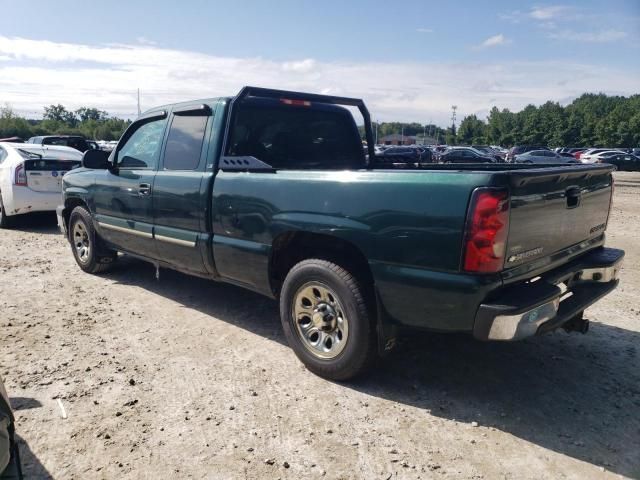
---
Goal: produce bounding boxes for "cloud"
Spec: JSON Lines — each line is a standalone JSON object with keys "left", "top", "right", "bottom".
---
{"left": 501, "top": 5, "right": 575, "bottom": 23}
{"left": 0, "top": 36, "right": 637, "bottom": 125}
{"left": 547, "top": 30, "right": 628, "bottom": 43}
{"left": 529, "top": 5, "right": 571, "bottom": 20}
{"left": 474, "top": 34, "right": 511, "bottom": 49}
{"left": 135, "top": 37, "right": 157, "bottom": 46}
{"left": 282, "top": 58, "right": 317, "bottom": 73}
{"left": 416, "top": 28, "right": 433, "bottom": 33}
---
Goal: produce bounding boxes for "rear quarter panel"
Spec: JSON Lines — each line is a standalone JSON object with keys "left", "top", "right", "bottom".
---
{"left": 211, "top": 169, "right": 494, "bottom": 330}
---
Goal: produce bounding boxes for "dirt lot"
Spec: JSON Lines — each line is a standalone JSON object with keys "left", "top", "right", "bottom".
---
{"left": 1, "top": 172, "right": 639, "bottom": 479}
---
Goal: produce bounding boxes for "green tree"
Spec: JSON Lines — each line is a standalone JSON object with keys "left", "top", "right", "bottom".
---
{"left": 457, "top": 115, "right": 486, "bottom": 145}
{"left": 76, "top": 107, "right": 108, "bottom": 123}
{"left": 43, "top": 104, "right": 77, "bottom": 127}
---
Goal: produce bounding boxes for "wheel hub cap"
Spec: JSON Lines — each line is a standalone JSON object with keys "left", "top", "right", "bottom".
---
{"left": 312, "top": 303, "right": 337, "bottom": 331}
{"left": 73, "top": 221, "right": 91, "bottom": 264}
{"left": 293, "top": 282, "right": 349, "bottom": 359}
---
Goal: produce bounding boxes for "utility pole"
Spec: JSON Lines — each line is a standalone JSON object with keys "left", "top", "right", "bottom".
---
{"left": 422, "top": 124, "right": 426, "bottom": 145}
{"left": 451, "top": 105, "right": 457, "bottom": 131}
{"left": 375, "top": 119, "right": 378, "bottom": 145}
{"left": 137, "top": 89, "right": 141, "bottom": 116}
{"left": 401, "top": 125, "right": 404, "bottom": 145}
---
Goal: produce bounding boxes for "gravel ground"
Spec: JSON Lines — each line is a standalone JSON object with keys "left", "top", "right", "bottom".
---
{"left": 1, "top": 172, "right": 638, "bottom": 480}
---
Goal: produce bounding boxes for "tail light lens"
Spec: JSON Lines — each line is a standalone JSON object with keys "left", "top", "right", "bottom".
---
{"left": 14, "top": 163, "right": 27, "bottom": 186}
{"left": 463, "top": 188, "right": 510, "bottom": 273}
{"left": 280, "top": 98, "right": 311, "bottom": 107}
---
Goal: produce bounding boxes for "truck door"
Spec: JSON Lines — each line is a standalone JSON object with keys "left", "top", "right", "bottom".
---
{"left": 93, "top": 112, "right": 167, "bottom": 257}
{"left": 152, "top": 104, "right": 212, "bottom": 273}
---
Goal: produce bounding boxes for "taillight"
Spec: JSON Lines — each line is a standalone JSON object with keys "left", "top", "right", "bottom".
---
{"left": 14, "top": 163, "right": 27, "bottom": 186}
{"left": 463, "top": 188, "right": 510, "bottom": 273}
{"left": 280, "top": 98, "right": 311, "bottom": 107}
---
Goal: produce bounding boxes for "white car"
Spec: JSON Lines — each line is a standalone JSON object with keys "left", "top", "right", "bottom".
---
{"left": 589, "top": 150, "right": 627, "bottom": 163}
{"left": 580, "top": 148, "right": 622, "bottom": 163}
{"left": 0, "top": 142, "right": 82, "bottom": 227}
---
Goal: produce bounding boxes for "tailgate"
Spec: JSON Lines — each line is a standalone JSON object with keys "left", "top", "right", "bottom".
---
{"left": 24, "top": 159, "right": 81, "bottom": 193}
{"left": 504, "top": 165, "right": 614, "bottom": 269}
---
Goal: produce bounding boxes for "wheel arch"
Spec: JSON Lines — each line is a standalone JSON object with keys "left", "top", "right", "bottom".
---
{"left": 63, "top": 196, "right": 90, "bottom": 234}
{"left": 269, "top": 231, "right": 375, "bottom": 300}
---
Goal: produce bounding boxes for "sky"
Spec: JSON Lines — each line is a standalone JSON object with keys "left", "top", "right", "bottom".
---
{"left": 0, "top": 0, "right": 638, "bottom": 126}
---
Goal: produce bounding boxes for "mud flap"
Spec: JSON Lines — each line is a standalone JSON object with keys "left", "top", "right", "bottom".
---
{"left": 375, "top": 290, "right": 398, "bottom": 356}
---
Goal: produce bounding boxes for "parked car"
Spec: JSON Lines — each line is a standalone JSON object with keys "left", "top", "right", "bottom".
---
{"left": 506, "top": 145, "right": 549, "bottom": 162}
{"left": 0, "top": 375, "right": 22, "bottom": 478}
{"left": 513, "top": 150, "right": 577, "bottom": 164}
{"left": 58, "top": 86, "right": 623, "bottom": 380}
{"left": 26, "top": 135, "right": 97, "bottom": 153}
{"left": 0, "top": 142, "right": 82, "bottom": 227}
{"left": 86, "top": 140, "right": 100, "bottom": 151}
{"left": 603, "top": 153, "right": 640, "bottom": 171}
{"left": 378, "top": 146, "right": 430, "bottom": 162}
{"left": 579, "top": 148, "right": 620, "bottom": 163}
{"left": 589, "top": 150, "right": 627, "bottom": 163}
{"left": 438, "top": 147, "right": 495, "bottom": 163}
{"left": 472, "top": 145, "right": 504, "bottom": 161}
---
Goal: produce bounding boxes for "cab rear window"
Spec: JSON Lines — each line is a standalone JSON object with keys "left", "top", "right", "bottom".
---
{"left": 228, "top": 105, "right": 363, "bottom": 170}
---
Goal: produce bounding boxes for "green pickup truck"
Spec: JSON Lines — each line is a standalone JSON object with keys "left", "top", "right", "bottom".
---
{"left": 57, "top": 87, "right": 624, "bottom": 380}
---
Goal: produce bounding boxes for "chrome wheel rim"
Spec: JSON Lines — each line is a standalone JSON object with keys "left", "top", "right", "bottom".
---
{"left": 292, "top": 282, "right": 349, "bottom": 359}
{"left": 73, "top": 221, "right": 91, "bottom": 264}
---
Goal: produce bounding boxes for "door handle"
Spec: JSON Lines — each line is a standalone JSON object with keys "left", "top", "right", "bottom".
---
{"left": 138, "top": 183, "right": 151, "bottom": 196}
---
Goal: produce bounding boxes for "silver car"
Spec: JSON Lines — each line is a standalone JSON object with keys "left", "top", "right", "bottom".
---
{"left": 514, "top": 150, "right": 577, "bottom": 164}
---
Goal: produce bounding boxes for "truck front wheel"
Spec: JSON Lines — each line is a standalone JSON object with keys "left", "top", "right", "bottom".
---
{"left": 279, "top": 259, "right": 377, "bottom": 381}
{"left": 68, "top": 206, "right": 117, "bottom": 274}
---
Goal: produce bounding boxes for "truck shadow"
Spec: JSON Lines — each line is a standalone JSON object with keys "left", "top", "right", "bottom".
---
{"left": 108, "top": 257, "right": 639, "bottom": 478}
{"left": 352, "top": 329, "right": 640, "bottom": 478}
{"left": 5, "top": 212, "right": 59, "bottom": 235}
{"left": 110, "top": 256, "right": 285, "bottom": 345}
{"left": 14, "top": 435, "right": 53, "bottom": 479}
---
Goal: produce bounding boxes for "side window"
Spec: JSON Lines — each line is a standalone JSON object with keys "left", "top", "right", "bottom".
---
{"left": 117, "top": 118, "right": 167, "bottom": 169}
{"left": 0, "top": 147, "right": 6, "bottom": 164}
{"left": 163, "top": 114, "right": 208, "bottom": 170}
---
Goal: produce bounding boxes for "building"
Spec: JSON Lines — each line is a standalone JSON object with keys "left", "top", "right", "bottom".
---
{"left": 378, "top": 134, "right": 417, "bottom": 146}
{"left": 378, "top": 133, "right": 438, "bottom": 145}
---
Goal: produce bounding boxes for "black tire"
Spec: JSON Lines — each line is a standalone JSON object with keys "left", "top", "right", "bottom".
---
{"left": 279, "top": 259, "right": 377, "bottom": 381}
{"left": 68, "top": 206, "right": 117, "bottom": 273}
{"left": 0, "top": 193, "right": 14, "bottom": 229}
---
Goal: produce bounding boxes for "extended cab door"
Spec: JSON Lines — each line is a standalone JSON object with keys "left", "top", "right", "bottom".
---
{"left": 152, "top": 104, "right": 213, "bottom": 273}
{"left": 93, "top": 112, "right": 167, "bottom": 257}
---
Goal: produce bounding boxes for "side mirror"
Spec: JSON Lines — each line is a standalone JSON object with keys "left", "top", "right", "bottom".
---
{"left": 82, "top": 149, "right": 110, "bottom": 169}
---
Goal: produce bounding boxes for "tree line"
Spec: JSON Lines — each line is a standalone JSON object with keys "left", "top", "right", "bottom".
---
{"left": 457, "top": 93, "right": 640, "bottom": 148}
{"left": 2, "top": 93, "right": 638, "bottom": 147}
{"left": 363, "top": 93, "right": 639, "bottom": 148}
{"left": 0, "top": 104, "right": 130, "bottom": 141}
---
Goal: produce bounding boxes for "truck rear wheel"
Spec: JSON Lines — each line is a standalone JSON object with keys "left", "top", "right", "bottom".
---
{"left": 68, "top": 206, "right": 117, "bottom": 274}
{"left": 279, "top": 259, "right": 377, "bottom": 381}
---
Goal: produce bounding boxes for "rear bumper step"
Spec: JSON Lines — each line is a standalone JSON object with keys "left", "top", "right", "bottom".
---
{"left": 473, "top": 247, "right": 624, "bottom": 341}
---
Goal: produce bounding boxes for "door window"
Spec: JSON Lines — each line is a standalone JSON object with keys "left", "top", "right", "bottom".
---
{"left": 117, "top": 118, "right": 167, "bottom": 169}
{"left": 163, "top": 114, "right": 208, "bottom": 170}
